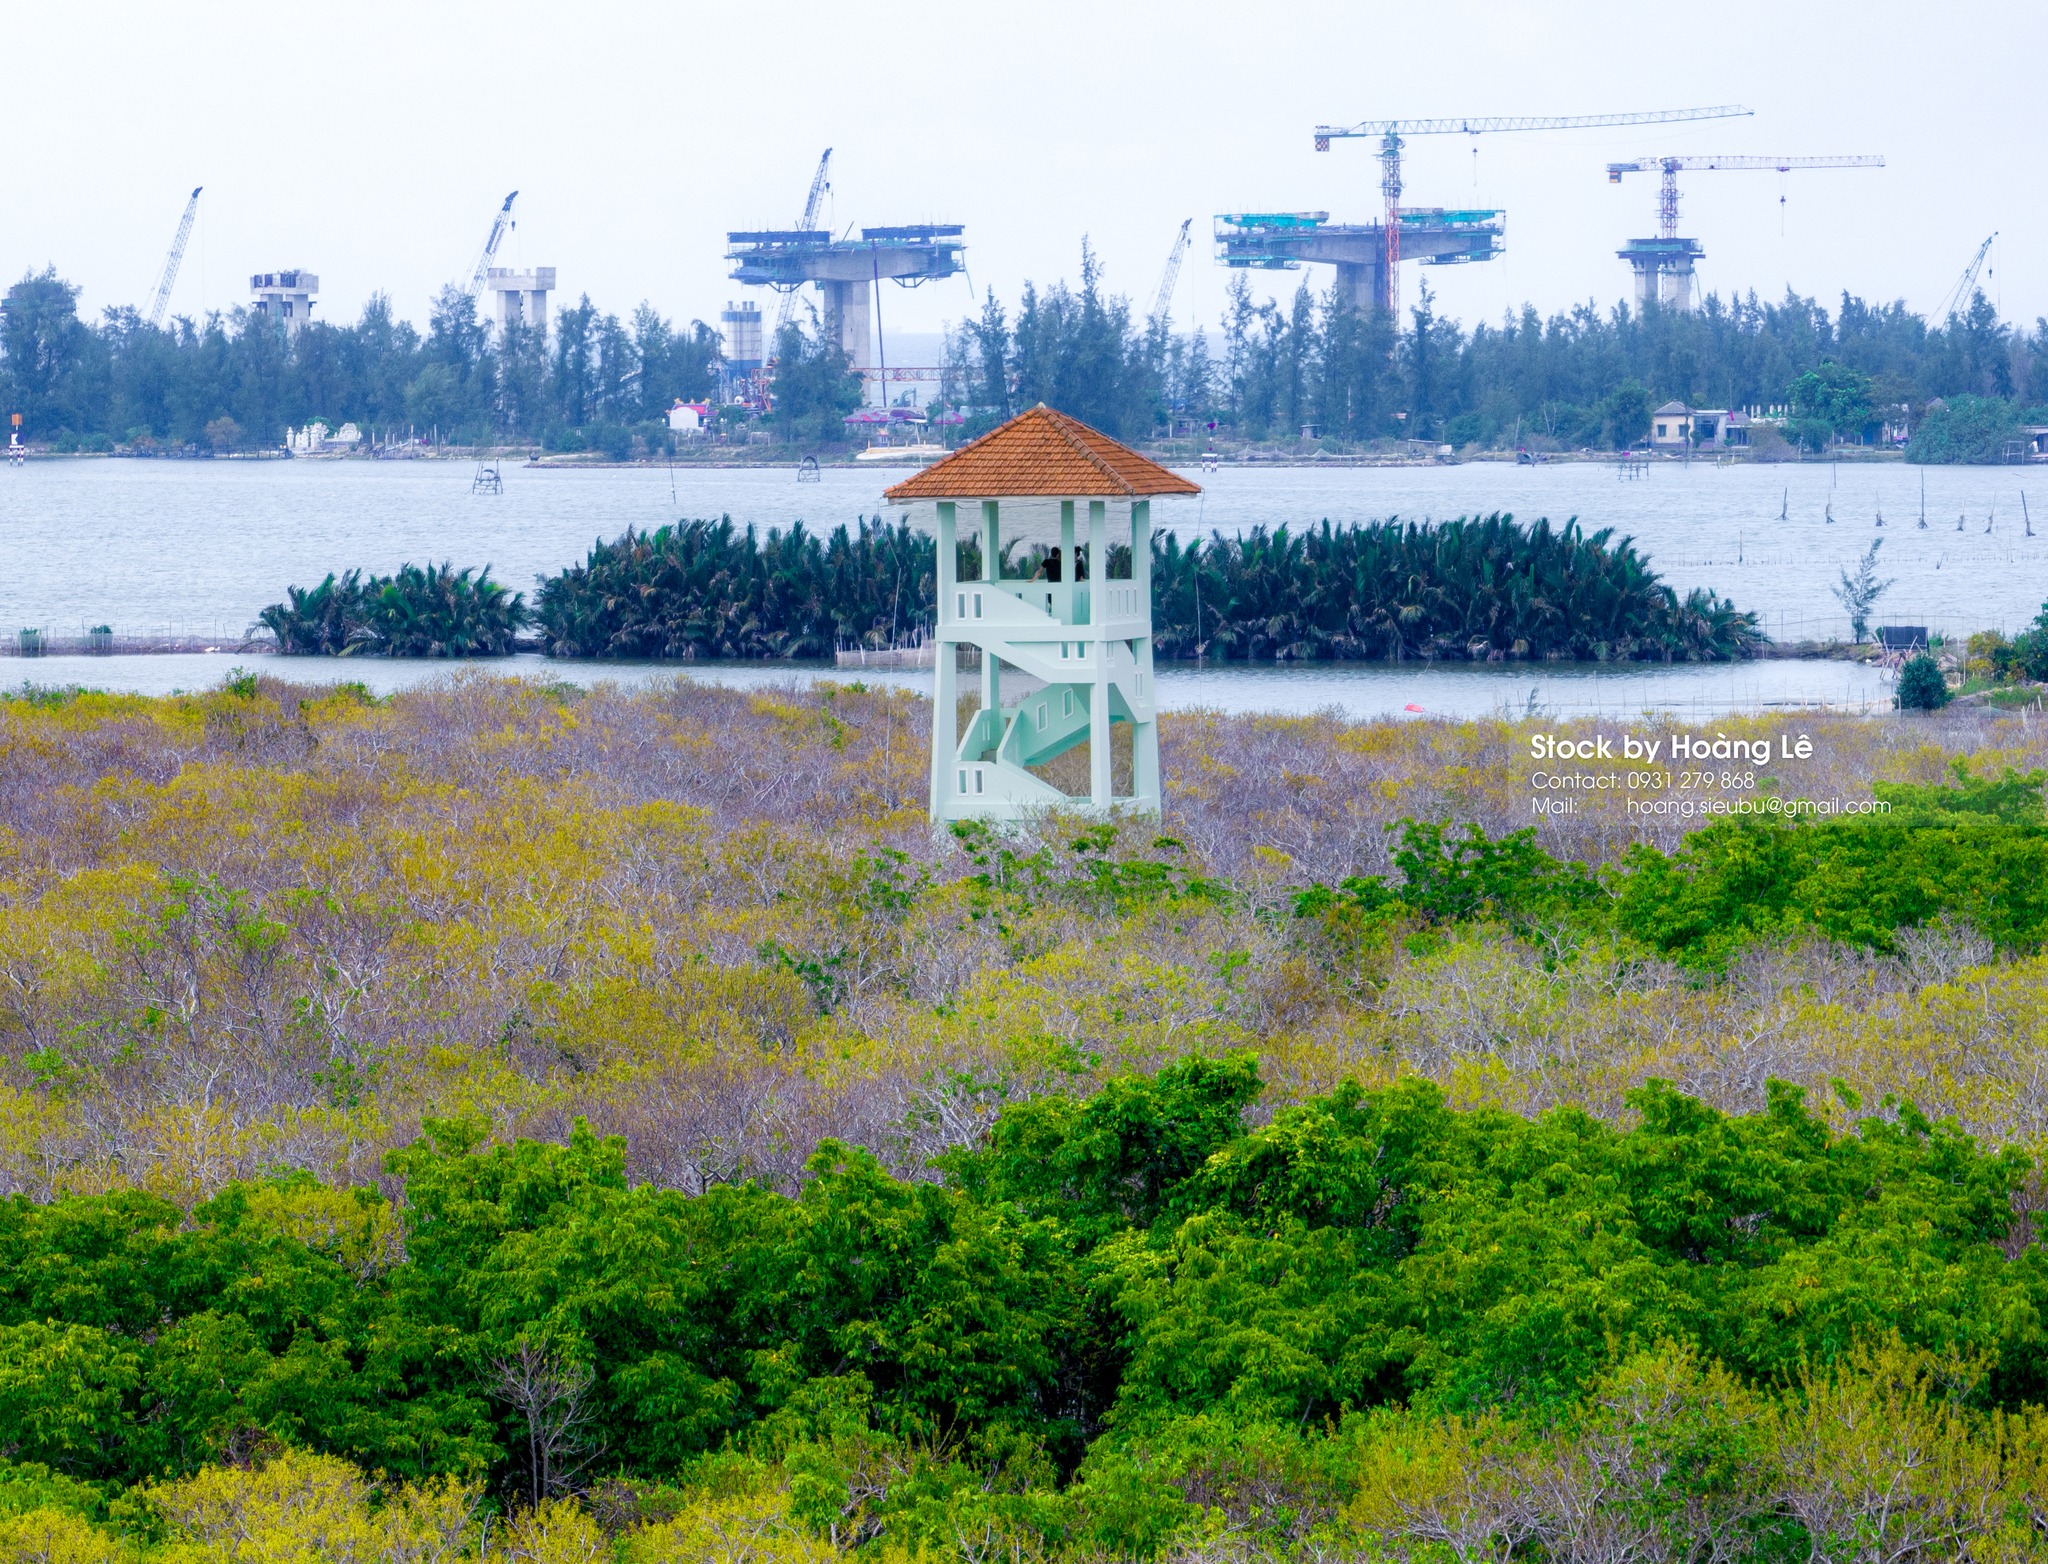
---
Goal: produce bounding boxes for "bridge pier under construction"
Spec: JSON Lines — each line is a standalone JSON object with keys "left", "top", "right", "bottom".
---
{"left": 1214, "top": 210, "right": 1505, "bottom": 315}
{"left": 726, "top": 224, "right": 964, "bottom": 381}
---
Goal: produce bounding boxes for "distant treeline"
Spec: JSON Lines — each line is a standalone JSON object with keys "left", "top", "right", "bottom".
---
{"left": 5, "top": 246, "right": 2042, "bottom": 456}
{"left": 947, "top": 247, "right": 2047, "bottom": 455}
{"left": 261, "top": 512, "right": 1762, "bottom": 663}
{"left": 0, "top": 270, "right": 734, "bottom": 455}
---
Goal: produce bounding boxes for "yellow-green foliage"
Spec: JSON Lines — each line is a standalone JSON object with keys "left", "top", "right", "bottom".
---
{"left": 148, "top": 1450, "right": 478, "bottom": 1564}
{"left": 0, "top": 1454, "right": 839, "bottom": 1564}
{"left": 0, "top": 1507, "right": 134, "bottom": 1564}
{"left": 617, "top": 1490, "right": 835, "bottom": 1564}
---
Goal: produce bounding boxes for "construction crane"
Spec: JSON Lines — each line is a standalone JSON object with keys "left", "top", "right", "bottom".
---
{"left": 463, "top": 191, "right": 519, "bottom": 300}
{"left": 1311, "top": 106, "right": 1752, "bottom": 315}
{"left": 775, "top": 148, "right": 833, "bottom": 337}
{"left": 1605, "top": 155, "right": 1882, "bottom": 312}
{"left": 1150, "top": 218, "right": 1192, "bottom": 326}
{"left": 1935, "top": 233, "right": 1996, "bottom": 323}
{"left": 1606, "top": 154, "right": 1883, "bottom": 238}
{"left": 146, "top": 187, "right": 202, "bottom": 329}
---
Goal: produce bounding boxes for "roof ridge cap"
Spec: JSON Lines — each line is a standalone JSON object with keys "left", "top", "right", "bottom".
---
{"left": 1039, "top": 406, "right": 1134, "bottom": 495}
{"left": 880, "top": 403, "right": 1202, "bottom": 501}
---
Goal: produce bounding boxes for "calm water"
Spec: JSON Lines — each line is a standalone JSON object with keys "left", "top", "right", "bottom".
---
{"left": 0, "top": 454, "right": 2033, "bottom": 712}
{"left": 7, "top": 652, "right": 1890, "bottom": 720}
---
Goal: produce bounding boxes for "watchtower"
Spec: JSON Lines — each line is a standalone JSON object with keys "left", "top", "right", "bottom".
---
{"left": 883, "top": 405, "right": 1200, "bottom": 823}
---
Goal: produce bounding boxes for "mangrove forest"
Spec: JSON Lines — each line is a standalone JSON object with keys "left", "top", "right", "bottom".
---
{"left": 259, "top": 512, "right": 1765, "bottom": 663}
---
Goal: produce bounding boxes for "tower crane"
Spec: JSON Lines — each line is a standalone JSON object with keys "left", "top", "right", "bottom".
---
{"left": 1606, "top": 154, "right": 1883, "bottom": 237}
{"left": 1935, "top": 233, "right": 1996, "bottom": 323}
{"left": 1311, "top": 106, "right": 1752, "bottom": 316}
{"left": 1605, "top": 155, "right": 1882, "bottom": 311}
{"left": 146, "top": 187, "right": 202, "bottom": 329}
{"left": 463, "top": 191, "right": 519, "bottom": 301}
{"left": 1150, "top": 218, "right": 1192, "bottom": 326}
{"left": 775, "top": 148, "right": 833, "bottom": 337}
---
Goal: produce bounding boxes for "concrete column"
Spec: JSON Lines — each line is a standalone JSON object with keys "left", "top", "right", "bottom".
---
{"left": 1132, "top": 499, "right": 1160, "bottom": 810}
{"left": 1087, "top": 500, "right": 1107, "bottom": 612}
{"left": 1668, "top": 261, "right": 1695, "bottom": 314}
{"left": 1335, "top": 260, "right": 1382, "bottom": 314}
{"left": 820, "top": 279, "right": 872, "bottom": 373}
{"left": 1630, "top": 261, "right": 1657, "bottom": 314}
{"left": 930, "top": 502, "right": 957, "bottom": 820}
{"left": 937, "top": 501, "right": 957, "bottom": 605}
{"left": 1088, "top": 499, "right": 1111, "bottom": 806}
{"left": 1132, "top": 498, "right": 1152, "bottom": 606}
{"left": 1133, "top": 719, "right": 1160, "bottom": 807}
{"left": 819, "top": 280, "right": 844, "bottom": 355}
{"left": 1059, "top": 501, "right": 1076, "bottom": 614}
{"left": 980, "top": 501, "right": 1000, "bottom": 714}
{"left": 529, "top": 292, "right": 550, "bottom": 336}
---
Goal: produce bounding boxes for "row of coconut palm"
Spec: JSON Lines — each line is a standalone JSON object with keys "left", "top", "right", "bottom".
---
{"left": 257, "top": 564, "right": 525, "bottom": 657}
{"left": 533, "top": 517, "right": 938, "bottom": 660}
{"left": 259, "top": 513, "right": 1762, "bottom": 663}
{"left": 1151, "top": 515, "right": 1764, "bottom": 662}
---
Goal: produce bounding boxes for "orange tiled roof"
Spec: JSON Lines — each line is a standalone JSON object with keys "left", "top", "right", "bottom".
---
{"left": 883, "top": 404, "right": 1200, "bottom": 501}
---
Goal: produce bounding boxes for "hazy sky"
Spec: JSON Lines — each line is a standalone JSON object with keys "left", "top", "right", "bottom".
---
{"left": 4, "top": 0, "right": 2036, "bottom": 354}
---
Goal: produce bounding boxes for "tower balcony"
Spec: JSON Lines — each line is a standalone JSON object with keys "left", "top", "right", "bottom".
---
{"left": 939, "top": 578, "right": 1148, "bottom": 635}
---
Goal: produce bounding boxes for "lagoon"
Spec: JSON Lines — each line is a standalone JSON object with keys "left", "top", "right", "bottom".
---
{"left": 0, "top": 454, "right": 2034, "bottom": 711}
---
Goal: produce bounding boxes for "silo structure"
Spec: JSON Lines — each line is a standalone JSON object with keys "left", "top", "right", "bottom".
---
{"left": 720, "top": 301, "right": 763, "bottom": 369}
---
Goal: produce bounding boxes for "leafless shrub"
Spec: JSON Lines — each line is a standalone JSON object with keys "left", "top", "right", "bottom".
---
{"left": 1892, "top": 918, "right": 1998, "bottom": 988}
{"left": 487, "top": 1341, "right": 600, "bottom": 1505}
